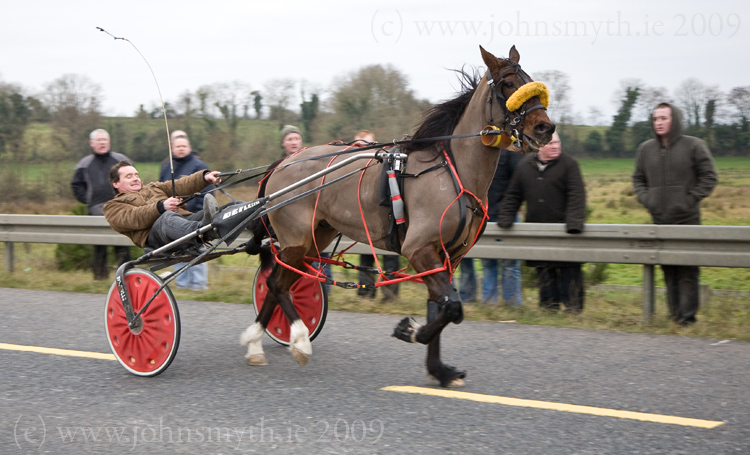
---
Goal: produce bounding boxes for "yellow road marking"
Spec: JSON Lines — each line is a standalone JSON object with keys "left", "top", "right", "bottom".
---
{"left": 382, "top": 385, "right": 724, "bottom": 429}
{"left": 0, "top": 343, "right": 115, "bottom": 361}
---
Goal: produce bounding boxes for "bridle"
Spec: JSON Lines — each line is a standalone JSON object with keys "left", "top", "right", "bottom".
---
{"left": 485, "top": 60, "right": 549, "bottom": 149}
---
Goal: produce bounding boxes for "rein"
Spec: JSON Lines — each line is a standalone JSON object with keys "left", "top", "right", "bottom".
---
{"left": 209, "top": 128, "right": 504, "bottom": 186}
{"left": 201, "top": 67, "right": 546, "bottom": 202}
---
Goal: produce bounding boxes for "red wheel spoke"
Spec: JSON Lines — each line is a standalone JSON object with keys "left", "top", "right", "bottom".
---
{"left": 105, "top": 269, "right": 180, "bottom": 377}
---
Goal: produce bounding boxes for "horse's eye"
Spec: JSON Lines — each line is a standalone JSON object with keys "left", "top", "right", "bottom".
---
{"left": 504, "top": 82, "right": 515, "bottom": 89}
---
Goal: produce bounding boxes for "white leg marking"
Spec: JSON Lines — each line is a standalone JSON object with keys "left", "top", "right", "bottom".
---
{"left": 240, "top": 322, "right": 268, "bottom": 365}
{"left": 289, "top": 319, "right": 312, "bottom": 366}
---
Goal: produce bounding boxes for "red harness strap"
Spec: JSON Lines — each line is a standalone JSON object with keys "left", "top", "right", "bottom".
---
{"left": 437, "top": 147, "right": 489, "bottom": 276}
{"left": 261, "top": 143, "right": 487, "bottom": 289}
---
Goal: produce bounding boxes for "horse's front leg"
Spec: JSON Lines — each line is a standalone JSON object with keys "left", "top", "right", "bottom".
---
{"left": 392, "top": 246, "right": 466, "bottom": 387}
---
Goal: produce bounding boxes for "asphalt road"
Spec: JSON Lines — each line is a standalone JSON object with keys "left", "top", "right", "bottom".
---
{"left": 1, "top": 287, "right": 748, "bottom": 454}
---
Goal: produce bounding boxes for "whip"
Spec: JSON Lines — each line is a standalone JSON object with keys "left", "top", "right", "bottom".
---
{"left": 96, "top": 27, "right": 176, "bottom": 196}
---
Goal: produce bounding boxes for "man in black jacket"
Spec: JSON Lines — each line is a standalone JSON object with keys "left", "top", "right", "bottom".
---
{"left": 498, "top": 132, "right": 587, "bottom": 312}
{"left": 71, "top": 129, "right": 131, "bottom": 280}
{"left": 633, "top": 103, "right": 717, "bottom": 325}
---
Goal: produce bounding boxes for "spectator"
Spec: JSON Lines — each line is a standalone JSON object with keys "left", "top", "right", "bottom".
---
{"left": 498, "top": 131, "right": 587, "bottom": 313}
{"left": 71, "top": 129, "right": 132, "bottom": 280}
{"left": 159, "top": 130, "right": 212, "bottom": 291}
{"left": 353, "top": 129, "right": 400, "bottom": 301}
{"left": 459, "top": 148, "right": 523, "bottom": 306}
{"left": 633, "top": 103, "right": 717, "bottom": 325}
{"left": 103, "top": 161, "right": 221, "bottom": 251}
{"left": 280, "top": 125, "right": 303, "bottom": 157}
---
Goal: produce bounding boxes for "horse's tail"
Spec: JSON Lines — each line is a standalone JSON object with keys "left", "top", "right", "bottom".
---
{"left": 243, "top": 216, "right": 268, "bottom": 256}
{"left": 245, "top": 217, "right": 274, "bottom": 274}
{"left": 258, "top": 240, "right": 275, "bottom": 273}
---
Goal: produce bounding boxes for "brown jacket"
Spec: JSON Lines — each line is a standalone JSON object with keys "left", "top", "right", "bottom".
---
{"left": 103, "top": 171, "right": 210, "bottom": 247}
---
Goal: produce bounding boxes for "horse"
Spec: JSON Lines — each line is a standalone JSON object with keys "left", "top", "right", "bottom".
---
{"left": 240, "top": 45, "right": 555, "bottom": 387}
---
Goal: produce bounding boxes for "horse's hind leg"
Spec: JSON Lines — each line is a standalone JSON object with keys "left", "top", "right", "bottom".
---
{"left": 392, "top": 245, "right": 466, "bottom": 387}
{"left": 267, "top": 246, "right": 313, "bottom": 365}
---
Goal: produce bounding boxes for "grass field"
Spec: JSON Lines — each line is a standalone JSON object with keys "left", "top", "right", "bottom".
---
{"left": 1, "top": 156, "right": 749, "bottom": 340}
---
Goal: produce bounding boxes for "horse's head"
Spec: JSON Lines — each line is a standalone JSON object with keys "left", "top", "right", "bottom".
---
{"left": 480, "top": 45, "right": 555, "bottom": 153}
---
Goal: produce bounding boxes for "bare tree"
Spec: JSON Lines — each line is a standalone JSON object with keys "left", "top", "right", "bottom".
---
{"left": 534, "top": 70, "right": 572, "bottom": 124}
{"left": 263, "top": 78, "right": 297, "bottom": 126}
{"left": 674, "top": 78, "right": 720, "bottom": 127}
{"left": 43, "top": 74, "right": 102, "bottom": 158}
{"left": 210, "top": 81, "right": 252, "bottom": 118}
{"left": 586, "top": 106, "right": 605, "bottom": 126}
{"left": 326, "top": 64, "right": 429, "bottom": 141}
{"left": 175, "top": 90, "right": 197, "bottom": 119}
{"left": 193, "top": 85, "right": 211, "bottom": 116}
{"left": 726, "top": 86, "right": 750, "bottom": 124}
{"left": 634, "top": 85, "right": 670, "bottom": 122}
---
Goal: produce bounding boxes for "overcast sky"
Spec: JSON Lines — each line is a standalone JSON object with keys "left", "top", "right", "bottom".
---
{"left": 1, "top": 0, "right": 747, "bottom": 126}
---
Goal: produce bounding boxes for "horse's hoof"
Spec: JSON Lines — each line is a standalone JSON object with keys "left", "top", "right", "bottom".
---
{"left": 447, "top": 378, "right": 466, "bottom": 387}
{"left": 247, "top": 354, "right": 268, "bottom": 366}
{"left": 291, "top": 348, "right": 309, "bottom": 366}
{"left": 429, "top": 365, "right": 467, "bottom": 387}
{"left": 392, "top": 317, "right": 421, "bottom": 343}
{"left": 428, "top": 375, "right": 466, "bottom": 387}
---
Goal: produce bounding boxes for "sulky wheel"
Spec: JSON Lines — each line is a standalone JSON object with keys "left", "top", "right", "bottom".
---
{"left": 105, "top": 268, "right": 180, "bottom": 377}
{"left": 252, "top": 267, "right": 328, "bottom": 346}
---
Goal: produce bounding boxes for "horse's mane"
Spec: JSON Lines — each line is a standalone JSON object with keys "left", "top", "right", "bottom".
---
{"left": 402, "top": 68, "right": 481, "bottom": 153}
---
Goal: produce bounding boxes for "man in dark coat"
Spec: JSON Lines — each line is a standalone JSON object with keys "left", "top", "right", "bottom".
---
{"left": 159, "top": 130, "right": 213, "bottom": 290}
{"left": 498, "top": 131, "right": 587, "bottom": 312}
{"left": 633, "top": 102, "right": 717, "bottom": 325}
{"left": 71, "top": 129, "right": 131, "bottom": 280}
{"left": 159, "top": 130, "right": 212, "bottom": 212}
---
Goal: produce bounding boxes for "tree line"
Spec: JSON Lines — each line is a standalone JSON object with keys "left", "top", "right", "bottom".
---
{"left": 537, "top": 71, "right": 750, "bottom": 158}
{"left": 1, "top": 66, "right": 748, "bottom": 174}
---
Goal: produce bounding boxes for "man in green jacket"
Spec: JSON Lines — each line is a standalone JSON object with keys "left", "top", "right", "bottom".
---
{"left": 633, "top": 102, "right": 718, "bottom": 325}
{"left": 103, "top": 161, "right": 221, "bottom": 251}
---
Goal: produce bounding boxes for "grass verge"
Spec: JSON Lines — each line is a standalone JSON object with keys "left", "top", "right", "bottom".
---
{"left": 2, "top": 244, "right": 748, "bottom": 342}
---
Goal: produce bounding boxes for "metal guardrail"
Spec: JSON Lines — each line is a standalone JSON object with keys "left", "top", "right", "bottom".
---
{"left": 3, "top": 214, "right": 750, "bottom": 320}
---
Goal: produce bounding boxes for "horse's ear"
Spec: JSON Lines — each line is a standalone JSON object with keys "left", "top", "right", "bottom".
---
{"left": 479, "top": 45, "right": 503, "bottom": 75}
{"left": 509, "top": 45, "right": 520, "bottom": 63}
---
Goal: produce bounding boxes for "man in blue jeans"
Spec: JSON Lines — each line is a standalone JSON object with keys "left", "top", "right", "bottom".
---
{"left": 459, "top": 148, "right": 523, "bottom": 305}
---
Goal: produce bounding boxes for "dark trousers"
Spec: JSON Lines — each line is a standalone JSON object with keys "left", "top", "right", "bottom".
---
{"left": 662, "top": 265, "right": 700, "bottom": 324}
{"left": 93, "top": 245, "right": 131, "bottom": 280}
{"left": 146, "top": 211, "right": 204, "bottom": 250}
{"left": 358, "top": 254, "right": 400, "bottom": 300}
{"left": 536, "top": 264, "right": 584, "bottom": 311}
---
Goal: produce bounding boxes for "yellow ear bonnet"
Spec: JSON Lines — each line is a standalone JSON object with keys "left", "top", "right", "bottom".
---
{"left": 506, "top": 81, "right": 549, "bottom": 112}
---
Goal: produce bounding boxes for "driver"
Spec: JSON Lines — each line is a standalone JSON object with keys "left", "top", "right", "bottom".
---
{"left": 103, "top": 160, "right": 221, "bottom": 251}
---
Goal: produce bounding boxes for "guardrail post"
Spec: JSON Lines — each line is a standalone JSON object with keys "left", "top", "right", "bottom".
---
{"left": 4, "top": 242, "right": 14, "bottom": 273}
{"left": 642, "top": 264, "right": 655, "bottom": 323}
